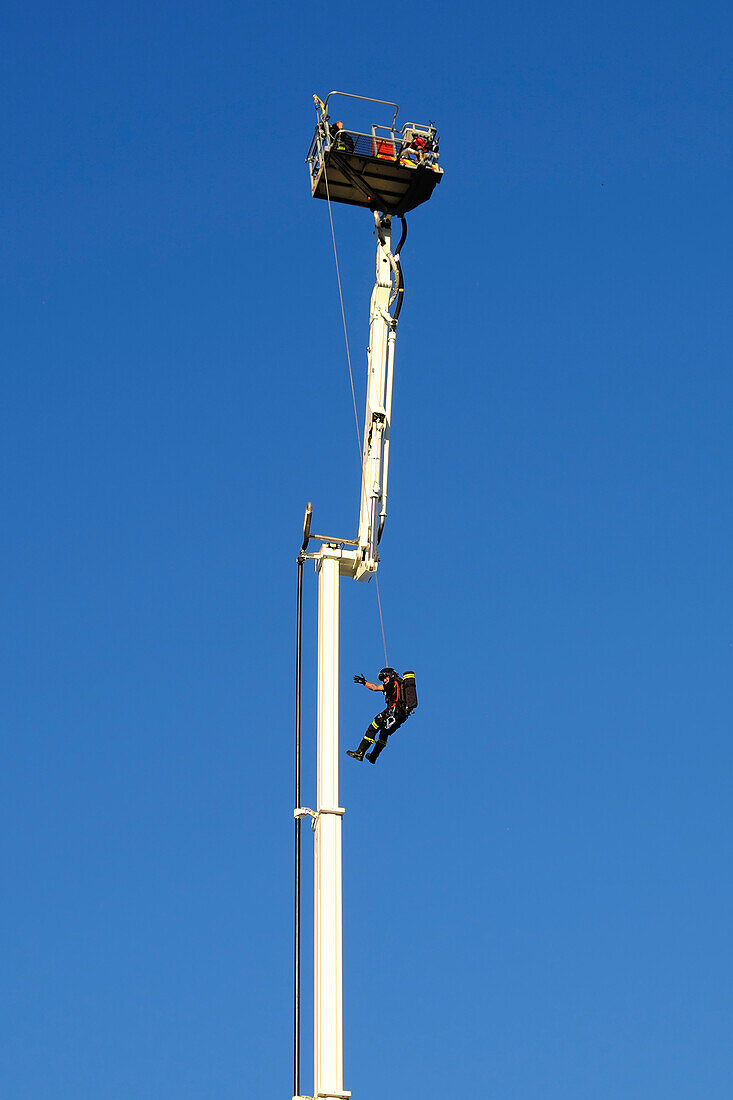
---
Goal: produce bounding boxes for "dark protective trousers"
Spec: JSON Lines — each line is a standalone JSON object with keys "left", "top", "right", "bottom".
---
{"left": 363, "top": 705, "right": 408, "bottom": 761}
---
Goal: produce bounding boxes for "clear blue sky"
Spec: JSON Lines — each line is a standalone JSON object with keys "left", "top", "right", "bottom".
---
{"left": 2, "top": 1, "right": 731, "bottom": 1097}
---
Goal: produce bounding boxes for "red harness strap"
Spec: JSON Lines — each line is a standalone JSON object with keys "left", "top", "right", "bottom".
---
{"left": 386, "top": 678, "right": 401, "bottom": 707}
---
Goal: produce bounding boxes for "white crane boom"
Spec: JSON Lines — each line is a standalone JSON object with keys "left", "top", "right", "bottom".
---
{"left": 355, "top": 213, "right": 399, "bottom": 581}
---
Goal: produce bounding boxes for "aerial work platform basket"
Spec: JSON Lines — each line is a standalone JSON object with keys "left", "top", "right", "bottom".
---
{"left": 307, "top": 92, "right": 443, "bottom": 215}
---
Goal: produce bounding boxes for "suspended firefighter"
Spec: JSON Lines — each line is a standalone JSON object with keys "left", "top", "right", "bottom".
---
{"left": 347, "top": 668, "right": 418, "bottom": 764}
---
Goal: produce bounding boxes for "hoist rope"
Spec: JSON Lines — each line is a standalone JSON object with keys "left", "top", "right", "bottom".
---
{"left": 322, "top": 156, "right": 375, "bottom": 553}
{"left": 321, "top": 129, "right": 393, "bottom": 669}
{"left": 323, "top": 167, "right": 363, "bottom": 461}
{"left": 375, "top": 574, "right": 388, "bottom": 667}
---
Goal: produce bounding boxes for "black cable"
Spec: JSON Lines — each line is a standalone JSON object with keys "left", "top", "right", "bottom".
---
{"left": 392, "top": 259, "right": 405, "bottom": 324}
{"left": 390, "top": 216, "right": 407, "bottom": 324}
{"left": 395, "top": 214, "right": 408, "bottom": 257}
{"left": 293, "top": 554, "right": 304, "bottom": 1100}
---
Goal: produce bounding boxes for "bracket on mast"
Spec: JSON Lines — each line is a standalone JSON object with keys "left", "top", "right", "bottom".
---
{"left": 294, "top": 806, "right": 346, "bottom": 832}
{"left": 294, "top": 1092, "right": 352, "bottom": 1100}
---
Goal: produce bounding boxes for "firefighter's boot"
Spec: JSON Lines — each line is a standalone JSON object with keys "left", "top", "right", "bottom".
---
{"left": 346, "top": 735, "right": 373, "bottom": 762}
{"left": 366, "top": 738, "right": 388, "bottom": 764}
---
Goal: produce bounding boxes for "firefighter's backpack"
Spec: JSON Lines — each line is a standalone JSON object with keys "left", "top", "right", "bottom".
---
{"left": 402, "top": 670, "right": 418, "bottom": 713}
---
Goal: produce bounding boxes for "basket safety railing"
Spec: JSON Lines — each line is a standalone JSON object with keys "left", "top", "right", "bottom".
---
{"left": 306, "top": 122, "right": 441, "bottom": 194}
{"left": 322, "top": 89, "right": 399, "bottom": 130}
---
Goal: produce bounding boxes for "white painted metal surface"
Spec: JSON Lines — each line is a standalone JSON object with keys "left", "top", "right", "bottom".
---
{"left": 313, "top": 548, "right": 347, "bottom": 1100}
{"left": 355, "top": 215, "right": 396, "bottom": 581}
{"left": 379, "top": 325, "right": 396, "bottom": 535}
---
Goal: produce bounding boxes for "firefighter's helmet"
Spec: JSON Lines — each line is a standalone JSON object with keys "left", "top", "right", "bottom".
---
{"left": 379, "top": 667, "right": 398, "bottom": 682}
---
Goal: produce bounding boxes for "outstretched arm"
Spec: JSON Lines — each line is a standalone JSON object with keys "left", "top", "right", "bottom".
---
{"left": 353, "top": 673, "right": 384, "bottom": 692}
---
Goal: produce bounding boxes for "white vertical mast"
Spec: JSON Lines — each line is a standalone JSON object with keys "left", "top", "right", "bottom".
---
{"left": 312, "top": 547, "right": 350, "bottom": 1100}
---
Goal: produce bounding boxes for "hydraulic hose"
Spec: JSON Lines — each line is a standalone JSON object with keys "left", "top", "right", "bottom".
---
{"left": 390, "top": 256, "right": 405, "bottom": 324}
{"left": 391, "top": 216, "right": 407, "bottom": 323}
{"left": 395, "top": 214, "right": 408, "bottom": 257}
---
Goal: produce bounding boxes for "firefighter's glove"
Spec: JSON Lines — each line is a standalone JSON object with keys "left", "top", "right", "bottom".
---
{"left": 353, "top": 674, "right": 367, "bottom": 685}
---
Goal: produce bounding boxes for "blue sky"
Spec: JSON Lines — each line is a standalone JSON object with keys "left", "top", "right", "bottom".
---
{"left": 2, "top": 1, "right": 731, "bottom": 1097}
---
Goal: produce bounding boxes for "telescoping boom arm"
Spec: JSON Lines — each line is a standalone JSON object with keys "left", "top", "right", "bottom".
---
{"left": 305, "top": 90, "right": 441, "bottom": 582}
{"left": 355, "top": 211, "right": 405, "bottom": 581}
